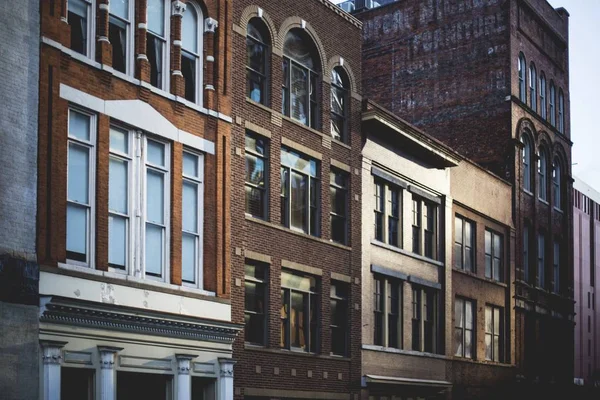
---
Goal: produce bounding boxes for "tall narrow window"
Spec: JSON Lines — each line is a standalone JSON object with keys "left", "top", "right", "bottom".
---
{"left": 522, "top": 135, "right": 532, "bottom": 192}
{"left": 280, "top": 147, "right": 319, "bottom": 236}
{"left": 387, "top": 280, "right": 401, "bottom": 349}
{"left": 485, "top": 305, "right": 503, "bottom": 362}
{"left": 558, "top": 89, "right": 565, "bottom": 133}
{"left": 374, "top": 181, "right": 384, "bottom": 242}
{"left": 330, "top": 281, "right": 348, "bottom": 356}
{"left": 280, "top": 270, "right": 318, "bottom": 352}
{"left": 373, "top": 180, "right": 401, "bottom": 247}
{"left": 454, "top": 216, "right": 474, "bottom": 272}
{"left": 485, "top": 230, "right": 503, "bottom": 282}
{"left": 182, "top": 2, "right": 202, "bottom": 103}
{"left": 454, "top": 298, "right": 474, "bottom": 358}
{"left": 538, "top": 148, "right": 547, "bottom": 201}
{"left": 518, "top": 53, "right": 527, "bottom": 103}
{"left": 182, "top": 151, "right": 203, "bottom": 287}
{"left": 412, "top": 195, "right": 438, "bottom": 259}
{"left": 330, "top": 67, "right": 349, "bottom": 142}
{"left": 144, "top": 138, "right": 169, "bottom": 279}
{"left": 411, "top": 287, "right": 420, "bottom": 351}
{"left": 388, "top": 188, "right": 400, "bottom": 247}
{"left": 373, "top": 276, "right": 384, "bottom": 346}
{"left": 523, "top": 224, "right": 530, "bottom": 282}
{"left": 330, "top": 169, "right": 348, "bottom": 245}
{"left": 549, "top": 81, "right": 556, "bottom": 127}
{"left": 553, "top": 241, "right": 560, "bottom": 293}
{"left": 412, "top": 198, "right": 421, "bottom": 254}
{"left": 553, "top": 160, "right": 562, "bottom": 210}
{"left": 540, "top": 73, "right": 547, "bottom": 120}
{"left": 109, "top": 0, "right": 132, "bottom": 74}
{"left": 529, "top": 63, "right": 537, "bottom": 112}
{"left": 245, "top": 132, "right": 268, "bottom": 219}
{"left": 67, "top": 109, "right": 95, "bottom": 265}
{"left": 147, "top": 0, "right": 167, "bottom": 89}
{"left": 537, "top": 233, "right": 545, "bottom": 288}
{"left": 412, "top": 287, "right": 438, "bottom": 353}
{"left": 246, "top": 18, "right": 269, "bottom": 105}
{"left": 108, "top": 126, "right": 131, "bottom": 270}
{"left": 424, "top": 203, "right": 436, "bottom": 259}
{"left": 245, "top": 261, "right": 267, "bottom": 345}
{"left": 282, "top": 29, "right": 320, "bottom": 129}
{"left": 68, "top": 0, "right": 91, "bottom": 56}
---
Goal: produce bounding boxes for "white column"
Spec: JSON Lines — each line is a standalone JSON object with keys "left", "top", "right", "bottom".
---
{"left": 97, "top": 346, "right": 123, "bottom": 400}
{"left": 40, "top": 340, "right": 67, "bottom": 400}
{"left": 175, "top": 354, "right": 197, "bottom": 400}
{"left": 217, "top": 358, "right": 236, "bottom": 400}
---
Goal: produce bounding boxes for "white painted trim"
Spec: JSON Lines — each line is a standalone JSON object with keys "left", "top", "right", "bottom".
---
{"left": 60, "top": 84, "right": 216, "bottom": 154}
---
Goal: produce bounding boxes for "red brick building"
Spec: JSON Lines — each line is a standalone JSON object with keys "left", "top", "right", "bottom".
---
{"left": 37, "top": 1, "right": 239, "bottom": 398}
{"left": 230, "top": 1, "right": 363, "bottom": 398}
{"left": 350, "top": 0, "right": 574, "bottom": 396}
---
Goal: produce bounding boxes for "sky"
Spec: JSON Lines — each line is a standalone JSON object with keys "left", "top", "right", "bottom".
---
{"left": 329, "top": 0, "right": 600, "bottom": 190}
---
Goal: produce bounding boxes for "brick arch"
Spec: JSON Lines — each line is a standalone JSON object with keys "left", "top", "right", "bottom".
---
{"left": 276, "top": 17, "right": 327, "bottom": 76}
{"left": 326, "top": 55, "right": 358, "bottom": 94}
{"left": 516, "top": 118, "right": 536, "bottom": 144}
{"left": 552, "top": 141, "right": 570, "bottom": 174}
{"left": 237, "top": 5, "right": 278, "bottom": 48}
{"left": 536, "top": 130, "right": 553, "bottom": 152}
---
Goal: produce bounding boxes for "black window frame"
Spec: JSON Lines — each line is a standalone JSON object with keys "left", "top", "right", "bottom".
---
{"left": 454, "top": 297, "right": 474, "bottom": 359}
{"left": 485, "top": 229, "right": 504, "bottom": 282}
{"left": 330, "top": 168, "right": 348, "bottom": 245}
{"left": 330, "top": 67, "right": 349, "bottom": 143}
{"left": 246, "top": 18, "right": 270, "bottom": 105}
{"left": 280, "top": 269, "right": 319, "bottom": 353}
{"left": 454, "top": 215, "right": 475, "bottom": 273}
{"left": 245, "top": 131, "right": 268, "bottom": 219}
{"left": 244, "top": 260, "right": 268, "bottom": 346}
{"left": 330, "top": 280, "right": 349, "bottom": 356}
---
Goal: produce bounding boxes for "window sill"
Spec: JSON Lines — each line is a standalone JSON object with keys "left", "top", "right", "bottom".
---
{"left": 370, "top": 240, "right": 443, "bottom": 267}
{"left": 362, "top": 344, "right": 446, "bottom": 360}
{"left": 246, "top": 97, "right": 275, "bottom": 115}
{"left": 52, "top": 262, "right": 220, "bottom": 300}
{"left": 539, "top": 198, "right": 549, "bottom": 206}
{"left": 523, "top": 189, "right": 533, "bottom": 197}
{"left": 244, "top": 343, "right": 351, "bottom": 361}
{"left": 245, "top": 215, "right": 352, "bottom": 251}
{"left": 41, "top": 36, "right": 232, "bottom": 123}
{"left": 453, "top": 268, "right": 508, "bottom": 288}
{"left": 553, "top": 206, "right": 564, "bottom": 214}
{"left": 451, "top": 356, "right": 514, "bottom": 368}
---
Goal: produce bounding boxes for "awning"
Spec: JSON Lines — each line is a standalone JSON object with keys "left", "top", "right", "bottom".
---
{"left": 364, "top": 375, "right": 452, "bottom": 396}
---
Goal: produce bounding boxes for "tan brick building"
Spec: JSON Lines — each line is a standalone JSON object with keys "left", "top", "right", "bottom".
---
{"left": 36, "top": 1, "right": 239, "bottom": 398}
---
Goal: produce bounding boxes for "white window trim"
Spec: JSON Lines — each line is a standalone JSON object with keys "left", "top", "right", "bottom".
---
{"left": 108, "top": 0, "right": 136, "bottom": 75}
{"left": 181, "top": 1, "right": 204, "bottom": 106}
{"left": 66, "top": 106, "right": 97, "bottom": 269}
{"left": 68, "top": 0, "right": 96, "bottom": 59}
{"left": 182, "top": 149, "right": 205, "bottom": 289}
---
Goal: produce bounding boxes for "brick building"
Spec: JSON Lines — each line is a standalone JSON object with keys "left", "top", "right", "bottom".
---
{"left": 36, "top": 1, "right": 239, "bottom": 398}
{"left": 230, "top": 0, "right": 363, "bottom": 398}
{"left": 345, "top": 0, "right": 574, "bottom": 394}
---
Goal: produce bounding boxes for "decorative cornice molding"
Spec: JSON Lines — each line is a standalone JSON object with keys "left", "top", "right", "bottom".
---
{"left": 171, "top": 0, "right": 186, "bottom": 17}
{"left": 204, "top": 17, "right": 218, "bottom": 33}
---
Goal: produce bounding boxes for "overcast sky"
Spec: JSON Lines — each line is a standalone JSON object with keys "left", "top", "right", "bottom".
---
{"left": 329, "top": 0, "right": 600, "bottom": 190}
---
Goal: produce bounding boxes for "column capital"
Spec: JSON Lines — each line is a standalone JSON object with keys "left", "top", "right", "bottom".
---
{"left": 204, "top": 17, "right": 218, "bottom": 33}
{"left": 97, "top": 346, "right": 123, "bottom": 370}
{"left": 218, "top": 358, "right": 236, "bottom": 378}
{"left": 175, "top": 354, "right": 198, "bottom": 375}
{"left": 40, "top": 340, "right": 68, "bottom": 365}
{"left": 171, "top": 0, "right": 187, "bottom": 17}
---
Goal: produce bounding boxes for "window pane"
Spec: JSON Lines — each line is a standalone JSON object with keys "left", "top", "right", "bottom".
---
{"left": 246, "top": 154, "right": 265, "bottom": 186}
{"left": 465, "top": 330, "right": 473, "bottom": 358}
{"left": 67, "top": 203, "right": 87, "bottom": 256}
{"left": 110, "top": 128, "right": 128, "bottom": 153}
{"left": 183, "top": 152, "right": 199, "bottom": 178}
{"left": 330, "top": 185, "right": 346, "bottom": 216}
{"left": 182, "top": 52, "right": 196, "bottom": 103}
{"left": 146, "top": 170, "right": 164, "bottom": 224}
{"left": 281, "top": 271, "right": 315, "bottom": 292}
{"left": 455, "top": 217, "right": 463, "bottom": 244}
{"left": 182, "top": 5, "right": 198, "bottom": 53}
{"left": 485, "top": 307, "right": 492, "bottom": 333}
{"left": 485, "top": 231, "right": 491, "bottom": 254}
{"left": 454, "top": 243, "right": 462, "bottom": 269}
{"left": 109, "top": 158, "right": 128, "bottom": 214}
{"left": 493, "top": 257, "right": 501, "bottom": 281}
{"left": 465, "top": 301, "right": 473, "bottom": 330}
{"left": 68, "top": 143, "right": 89, "bottom": 204}
{"left": 111, "top": 0, "right": 129, "bottom": 19}
{"left": 485, "top": 334, "right": 492, "bottom": 360}
{"left": 147, "top": 140, "right": 165, "bottom": 166}
{"left": 247, "top": 39, "right": 266, "bottom": 74}
{"left": 109, "top": 18, "right": 127, "bottom": 74}
{"left": 290, "top": 64, "right": 308, "bottom": 125}
{"left": 291, "top": 291, "right": 306, "bottom": 349}
{"left": 493, "top": 336, "right": 500, "bottom": 361}
{"left": 109, "top": 215, "right": 127, "bottom": 267}
{"left": 145, "top": 223, "right": 163, "bottom": 276}
{"left": 245, "top": 186, "right": 265, "bottom": 218}
{"left": 245, "top": 312, "right": 265, "bottom": 345}
{"left": 69, "top": 111, "right": 90, "bottom": 141}
{"left": 331, "top": 86, "right": 345, "bottom": 115}
{"left": 147, "top": 34, "right": 163, "bottom": 89}
{"left": 182, "top": 232, "right": 196, "bottom": 283}
{"left": 147, "top": 0, "right": 165, "bottom": 36}
{"left": 454, "top": 328, "right": 463, "bottom": 356}
{"left": 290, "top": 172, "right": 307, "bottom": 231}
{"left": 182, "top": 181, "right": 198, "bottom": 233}
{"left": 455, "top": 299, "right": 464, "bottom": 328}
{"left": 281, "top": 289, "right": 289, "bottom": 347}
{"left": 493, "top": 308, "right": 500, "bottom": 334}
{"left": 330, "top": 115, "right": 344, "bottom": 141}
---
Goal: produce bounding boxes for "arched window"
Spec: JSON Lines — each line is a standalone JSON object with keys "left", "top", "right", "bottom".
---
{"left": 529, "top": 63, "right": 537, "bottom": 112}
{"left": 246, "top": 18, "right": 270, "bottom": 105}
{"left": 539, "top": 72, "right": 547, "bottom": 120}
{"left": 518, "top": 53, "right": 527, "bottom": 103}
{"left": 558, "top": 89, "right": 565, "bottom": 133}
{"left": 181, "top": 2, "right": 203, "bottom": 104}
{"left": 549, "top": 81, "right": 556, "bottom": 127}
{"left": 330, "top": 67, "right": 349, "bottom": 143}
{"left": 553, "top": 159, "right": 562, "bottom": 210}
{"left": 522, "top": 134, "right": 532, "bottom": 192}
{"left": 147, "top": 0, "right": 169, "bottom": 90}
{"left": 282, "top": 29, "right": 320, "bottom": 129}
{"left": 538, "top": 148, "right": 547, "bottom": 201}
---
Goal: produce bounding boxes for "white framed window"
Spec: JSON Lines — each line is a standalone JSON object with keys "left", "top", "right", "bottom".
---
{"left": 485, "top": 305, "right": 503, "bottom": 362}
{"left": 181, "top": 1, "right": 203, "bottom": 104}
{"left": 374, "top": 180, "right": 401, "bottom": 248}
{"left": 454, "top": 298, "right": 474, "bottom": 359}
{"left": 146, "top": 0, "right": 170, "bottom": 90}
{"left": 67, "top": 0, "right": 95, "bottom": 57}
{"left": 67, "top": 108, "right": 96, "bottom": 267}
{"left": 109, "top": 0, "right": 135, "bottom": 75}
{"left": 182, "top": 150, "right": 204, "bottom": 288}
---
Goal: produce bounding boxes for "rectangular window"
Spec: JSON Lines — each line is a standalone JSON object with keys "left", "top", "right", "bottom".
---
{"left": 537, "top": 233, "right": 545, "bottom": 288}
{"left": 454, "top": 298, "right": 474, "bottom": 359}
{"left": 280, "top": 147, "right": 319, "bottom": 236}
{"left": 485, "top": 230, "right": 503, "bottom": 282}
{"left": 280, "top": 270, "right": 318, "bottom": 352}
{"left": 588, "top": 315, "right": 591, "bottom": 333}
{"left": 282, "top": 58, "right": 320, "bottom": 129}
{"left": 523, "top": 224, "right": 530, "bottom": 282}
{"left": 412, "top": 199, "right": 421, "bottom": 254}
{"left": 182, "top": 151, "right": 204, "bottom": 287}
{"left": 330, "top": 169, "right": 348, "bottom": 245}
{"left": 245, "top": 132, "right": 268, "bottom": 219}
{"left": 108, "top": 126, "right": 131, "bottom": 270}
{"left": 68, "top": 0, "right": 91, "bottom": 56}
{"left": 61, "top": 367, "right": 94, "bottom": 400}
{"left": 67, "top": 109, "right": 95, "bottom": 266}
{"left": 485, "top": 305, "right": 503, "bottom": 362}
{"left": 147, "top": 0, "right": 167, "bottom": 89}
{"left": 412, "top": 195, "right": 438, "bottom": 259}
{"left": 330, "top": 281, "right": 348, "bottom": 356}
{"left": 245, "top": 261, "right": 267, "bottom": 345}
{"left": 387, "top": 279, "right": 402, "bottom": 349}
{"left": 373, "top": 276, "right": 384, "bottom": 346}
{"left": 553, "top": 241, "right": 560, "bottom": 293}
{"left": 412, "top": 286, "right": 438, "bottom": 353}
{"left": 454, "top": 216, "right": 474, "bottom": 272}
{"left": 374, "top": 182, "right": 384, "bottom": 242}
{"left": 373, "top": 179, "right": 402, "bottom": 247}
{"left": 109, "top": 0, "right": 132, "bottom": 74}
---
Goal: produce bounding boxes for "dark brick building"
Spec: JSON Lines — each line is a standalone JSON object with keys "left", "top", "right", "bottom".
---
{"left": 348, "top": 0, "right": 574, "bottom": 396}
{"left": 230, "top": 0, "right": 363, "bottom": 398}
